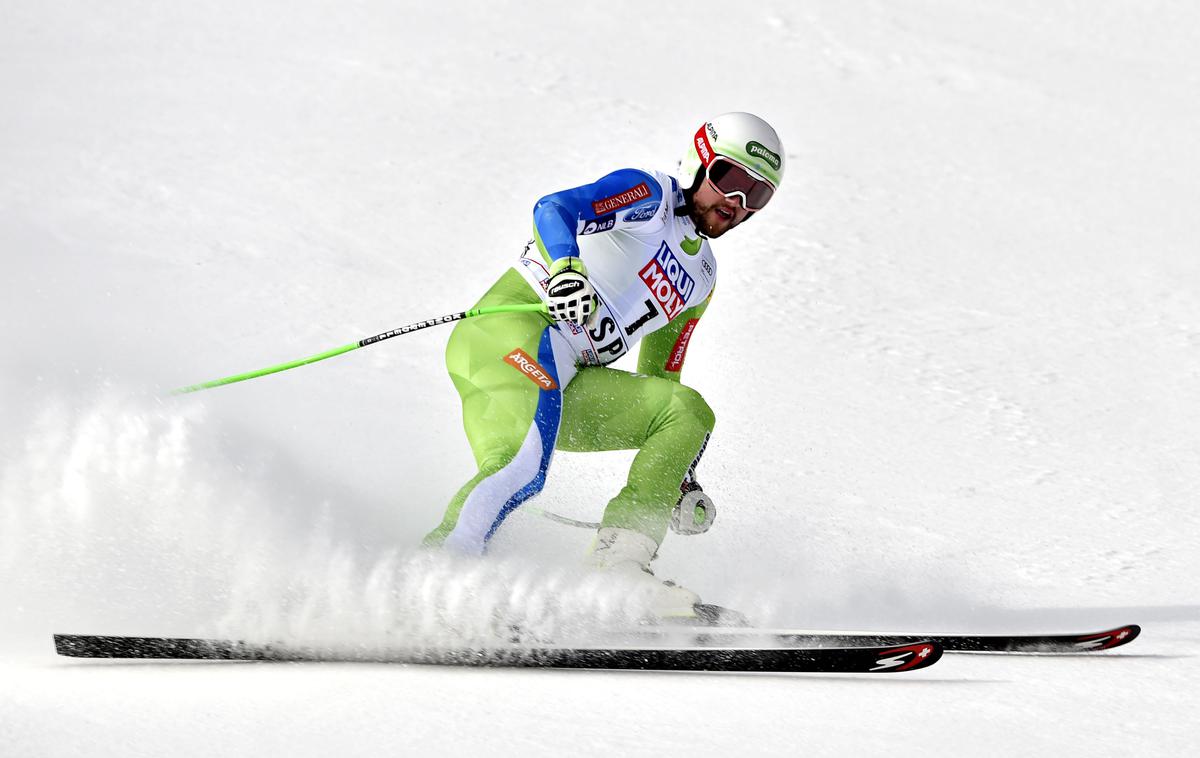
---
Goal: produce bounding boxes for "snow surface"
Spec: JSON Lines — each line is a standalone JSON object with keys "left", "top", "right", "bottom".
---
{"left": 2, "top": 0, "right": 1199, "bottom": 754}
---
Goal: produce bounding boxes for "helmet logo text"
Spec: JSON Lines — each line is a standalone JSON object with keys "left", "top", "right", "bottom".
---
{"left": 746, "top": 141, "right": 781, "bottom": 171}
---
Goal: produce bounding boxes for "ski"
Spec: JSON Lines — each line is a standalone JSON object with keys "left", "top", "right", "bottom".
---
{"left": 53, "top": 634, "right": 942, "bottom": 673}
{"left": 629, "top": 623, "right": 1141, "bottom": 654}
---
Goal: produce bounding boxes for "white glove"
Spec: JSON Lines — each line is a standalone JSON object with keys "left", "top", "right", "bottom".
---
{"left": 546, "top": 256, "right": 596, "bottom": 326}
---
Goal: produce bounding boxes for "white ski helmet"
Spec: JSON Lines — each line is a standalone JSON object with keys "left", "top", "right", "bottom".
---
{"left": 679, "top": 112, "right": 785, "bottom": 197}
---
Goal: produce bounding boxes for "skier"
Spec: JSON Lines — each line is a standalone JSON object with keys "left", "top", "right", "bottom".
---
{"left": 424, "top": 112, "right": 785, "bottom": 620}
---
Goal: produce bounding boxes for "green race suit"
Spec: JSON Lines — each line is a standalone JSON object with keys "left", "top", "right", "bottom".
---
{"left": 425, "top": 168, "right": 716, "bottom": 554}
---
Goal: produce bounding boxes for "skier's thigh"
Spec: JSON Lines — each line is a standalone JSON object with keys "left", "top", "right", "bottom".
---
{"left": 557, "top": 367, "right": 710, "bottom": 452}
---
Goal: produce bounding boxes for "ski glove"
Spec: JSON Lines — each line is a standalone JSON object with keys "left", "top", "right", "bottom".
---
{"left": 546, "top": 256, "right": 596, "bottom": 327}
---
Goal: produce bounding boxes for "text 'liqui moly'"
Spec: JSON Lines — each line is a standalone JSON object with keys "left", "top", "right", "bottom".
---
{"left": 639, "top": 242, "right": 696, "bottom": 320}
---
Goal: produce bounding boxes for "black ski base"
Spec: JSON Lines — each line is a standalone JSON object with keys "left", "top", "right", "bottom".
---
{"left": 53, "top": 634, "right": 942, "bottom": 674}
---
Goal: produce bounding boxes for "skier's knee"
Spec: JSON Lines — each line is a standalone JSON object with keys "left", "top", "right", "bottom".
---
{"left": 672, "top": 384, "right": 715, "bottom": 432}
{"left": 476, "top": 448, "right": 522, "bottom": 477}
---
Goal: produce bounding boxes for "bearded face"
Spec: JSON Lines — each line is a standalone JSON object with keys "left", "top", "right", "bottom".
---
{"left": 688, "top": 176, "right": 751, "bottom": 238}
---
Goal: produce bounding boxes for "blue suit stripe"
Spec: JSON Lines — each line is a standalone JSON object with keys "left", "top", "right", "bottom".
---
{"left": 483, "top": 327, "right": 562, "bottom": 544}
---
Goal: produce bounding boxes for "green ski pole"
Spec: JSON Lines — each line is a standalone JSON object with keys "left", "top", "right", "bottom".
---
{"left": 173, "top": 302, "right": 548, "bottom": 394}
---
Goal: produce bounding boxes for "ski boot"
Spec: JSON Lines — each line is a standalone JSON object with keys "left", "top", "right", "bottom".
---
{"left": 586, "top": 527, "right": 701, "bottom": 621}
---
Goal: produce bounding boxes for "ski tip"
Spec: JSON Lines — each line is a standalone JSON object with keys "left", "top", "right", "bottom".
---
{"left": 1072, "top": 624, "right": 1140, "bottom": 651}
{"left": 869, "top": 641, "right": 943, "bottom": 672}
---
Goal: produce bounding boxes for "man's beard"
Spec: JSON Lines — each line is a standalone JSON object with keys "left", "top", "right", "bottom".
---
{"left": 689, "top": 199, "right": 736, "bottom": 238}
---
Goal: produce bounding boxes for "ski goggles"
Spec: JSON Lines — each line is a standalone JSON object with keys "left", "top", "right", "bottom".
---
{"left": 706, "top": 156, "right": 776, "bottom": 211}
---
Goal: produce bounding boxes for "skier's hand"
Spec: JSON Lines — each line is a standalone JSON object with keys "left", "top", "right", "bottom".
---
{"left": 546, "top": 256, "right": 596, "bottom": 327}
